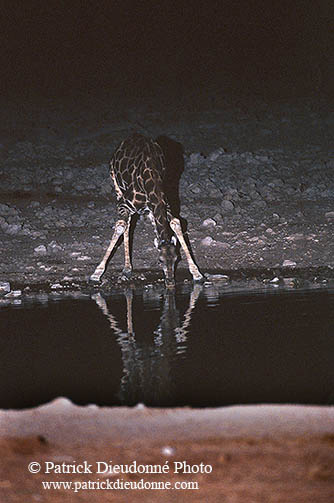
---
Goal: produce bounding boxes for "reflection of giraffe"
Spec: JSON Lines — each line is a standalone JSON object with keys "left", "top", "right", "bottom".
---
{"left": 92, "top": 283, "right": 202, "bottom": 405}
{"left": 90, "top": 134, "right": 203, "bottom": 287}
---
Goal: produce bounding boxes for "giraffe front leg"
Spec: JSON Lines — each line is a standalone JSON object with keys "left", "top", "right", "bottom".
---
{"left": 170, "top": 218, "right": 204, "bottom": 282}
{"left": 122, "top": 217, "right": 133, "bottom": 278}
{"left": 90, "top": 219, "right": 127, "bottom": 282}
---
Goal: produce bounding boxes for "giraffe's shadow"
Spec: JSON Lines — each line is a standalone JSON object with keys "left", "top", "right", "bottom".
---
{"left": 155, "top": 135, "right": 184, "bottom": 218}
{"left": 155, "top": 135, "right": 197, "bottom": 271}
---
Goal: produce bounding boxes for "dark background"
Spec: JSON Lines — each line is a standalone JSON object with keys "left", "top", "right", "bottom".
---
{"left": 1, "top": 0, "right": 333, "bottom": 100}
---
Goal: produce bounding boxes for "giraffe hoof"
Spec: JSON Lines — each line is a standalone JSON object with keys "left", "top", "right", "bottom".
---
{"left": 89, "top": 273, "right": 103, "bottom": 283}
{"left": 193, "top": 274, "right": 205, "bottom": 284}
{"left": 121, "top": 268, "right": 133, "bottom": 279}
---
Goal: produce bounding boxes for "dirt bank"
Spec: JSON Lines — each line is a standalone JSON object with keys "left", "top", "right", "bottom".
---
{"left": 1, "top": 400, "right": 334, "bottom": 502}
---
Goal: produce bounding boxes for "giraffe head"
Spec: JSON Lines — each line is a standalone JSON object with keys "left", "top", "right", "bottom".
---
{"left": 158, "top": 237, "right": 177, "bottom": 288}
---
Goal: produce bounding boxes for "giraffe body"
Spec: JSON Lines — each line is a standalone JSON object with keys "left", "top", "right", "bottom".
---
{"left": 90, "top": 134, "right": 203, "bottom": 287}
{"left": 110, "top": 134, "right": 173, "bottom": 243}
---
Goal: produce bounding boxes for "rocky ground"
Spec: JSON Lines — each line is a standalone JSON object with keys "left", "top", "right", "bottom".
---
{"left": 0, "top": 93, "right": 333, "bottom": 299}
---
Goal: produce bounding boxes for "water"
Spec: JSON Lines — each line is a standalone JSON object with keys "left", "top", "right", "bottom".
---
{"left": 1, "top": 285, "right": 334, "bottom": 409}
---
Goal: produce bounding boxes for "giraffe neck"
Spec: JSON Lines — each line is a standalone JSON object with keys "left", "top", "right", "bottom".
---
{"left": 149, "top": 203, "right": 173, "bottom": 248}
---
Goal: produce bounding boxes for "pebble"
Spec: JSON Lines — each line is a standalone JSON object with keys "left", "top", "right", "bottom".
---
{"left": 201, "top": 236, "right": 214, "bottom": 246}
{"left": 202, "top": 218, "right": 216, "bottom": 227}
{"left": 190, "top": 185, "right": 201, "bottom": 194}
{"left": 51, "top": 283, "right": 63, "bottom": 289}
{"left": 221, "top": 200, "right": 234, "bottom": 213}
{"left": 286, "top": 233, "right": 304, "bottom": 241}
{"left": 209, "top": 148, "right": 226, "bottom": 162}
{"left": 47, "top": 241, "right": 63, "bottom": 253}
{"left": 189, "top": 152, "right": 205, "bottom": 165}
{"left": 282, "top": 260, "right": 297, "bottom": 267}
{"left": 4, "top": 224, "right": 22, "bottom": 235}
{"left": 215, "top": 241, "right": 229, "bottom": 249}
{"left": 283, "top": 277, "right": 297, "bottom": 287}
{"left": 213, "top": 213, "right": 223, "bottom": 223}
{"left": 34, "top": 244, "right": 47, "bottom": 255}
{"left": 253, "top": 200, "right": 267, "bottom": 208}
{"left": 5, "top": 290, "right": 22, "bottom": 298}
{"left": 206, "top": 274, "right": 229, "bottom": 282}
{"left": 0, "top": 204, "right": 17, "bottom": 216}
{"left": 209, "top": 188, "right": 222, "bottom": 197}
{"left": 0, "top": 281, "right": 11, "bottom": 294}
{"left": 269, "top": 277, "right": 280, "bottom": 284}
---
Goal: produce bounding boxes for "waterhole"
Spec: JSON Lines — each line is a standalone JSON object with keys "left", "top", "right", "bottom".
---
{"left": 1, "top": 286, "right": 333, "bottom": 408}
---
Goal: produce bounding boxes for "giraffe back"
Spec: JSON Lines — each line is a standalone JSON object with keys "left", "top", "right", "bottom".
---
{"left": 110, "top": 134, "right": 167, "bottom": 215}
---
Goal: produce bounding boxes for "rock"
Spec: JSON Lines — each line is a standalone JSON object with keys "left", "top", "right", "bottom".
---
{"left": 208, "top": 148, "right": 225, "bottom": 162}
{"left": 282, "top": 260, "right": 297, "bottom": 268}
{"left": 190, "top": 185, "right": 201, "bottom": 194}
{"left": 189, "top": 152, "right": 205, "bottom": 166}
{"left": 286, "top": 233, "right": 304, "bottom": 242}
{"left": 213, "top": 213, "right": 223, "bottom": 223}
{"left": 55, "top": 221, "right": 67, "bottom": 229}
{"left": 283, "top": 277, "right": 297, "bottom": 287}
{"left": 249, "top": 190, "right": 261, "bottom": 200}
{"left": 221, "top": 200, "right": 234, "bottom": 213}
{"left": 209, "top": 188, "right": 222, "bottom": 197}
{"left": 5, "top": 290, "right": 22, "bottom": 298}
{"left": 202, "top": 218, "right": 216, "bottom": 227}
{"left": 29, "top": 201, "right": 40, "bottom": 208}
{"left": 47, "top": 241, "right": 63, "bottom": 253}
{"left": 77, "top": 255, "right": 91, "bottom": 261}
{"left": 51, "top": 283, "right": 63, "bottom": 290}
{"left": 206, "top": 274, "right": 229, "bottom": 282}
{"left": 270, "top": 277, "right": 280, "bottom": 284}
{"left": 201, "top": 236, "right": 214, "bottom": 246}
{"left": 224, "top": 188, "right": 239, "bottom": 201}
{"left": 0, "top": 204, "right": 17, "bottom": 216}
{"left": 4, "top": 223, "right": 22, "bottom": 235}
{"left": 325, "top": 212, "right": 334, "bottom": 219}
{"left": 0, "top": 281, "right": 11, "bottom": 294}
{"left": 20, "top": 225, "right": 33, "bottom": 236}
{"left": 253, "top": 200, "right": 267, "bottom": 208}
{"left": 34, "top": 244, "right": 47, "bottom": 255}
{"left": 215, "top": 241, "right": 230, "bottom": 249}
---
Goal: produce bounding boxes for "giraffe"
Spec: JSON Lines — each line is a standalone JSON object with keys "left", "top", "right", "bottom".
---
{"left": 90, "top": 133, "right": 203, "bottom": 288}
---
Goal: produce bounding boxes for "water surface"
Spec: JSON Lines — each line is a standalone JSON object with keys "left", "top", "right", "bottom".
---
{"left": 1, "top": 285, "right": 333, "bottom": 408}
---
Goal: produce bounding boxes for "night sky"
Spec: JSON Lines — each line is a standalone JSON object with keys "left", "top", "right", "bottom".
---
{"left": 1, "top": 0, "right": 333, "bottom": 98}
